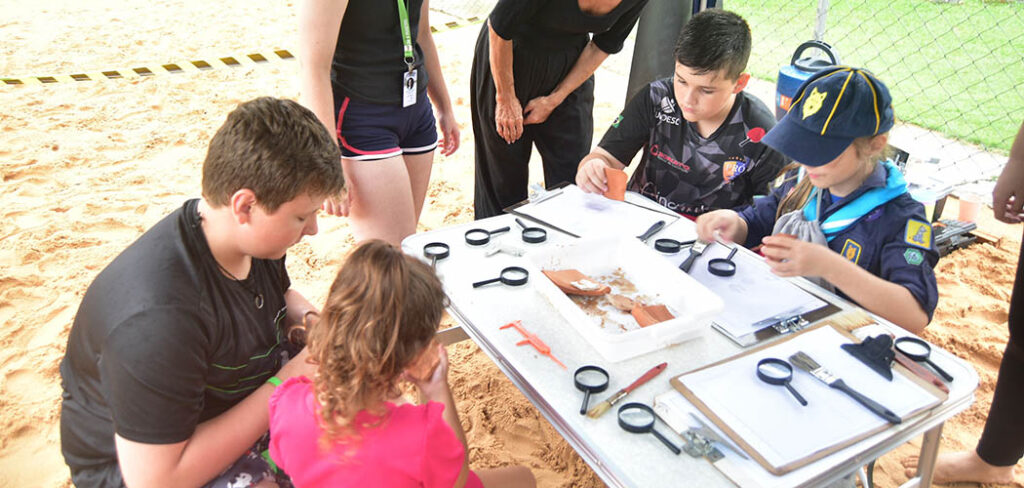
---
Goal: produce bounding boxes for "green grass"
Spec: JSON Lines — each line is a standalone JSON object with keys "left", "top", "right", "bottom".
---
{"left": 731, "top": 0, "right": 1023, "bottom": 153}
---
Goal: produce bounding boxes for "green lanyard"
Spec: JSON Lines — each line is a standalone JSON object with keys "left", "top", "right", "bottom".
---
{"left": 396, "top": 0, "right": 414, "bottom": 72}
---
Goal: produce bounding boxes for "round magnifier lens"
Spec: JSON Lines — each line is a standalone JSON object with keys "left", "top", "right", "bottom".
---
{"left": 500, "top": 266, "right": 529, "bottom": 285}
{"left": 756, "top": 358, "right": 793, "bottom": 383}
{"left": 708, "top": 259, "right": 736, "bottom": 276}
{"left": 574, "top": 366, "right": 609, "bottom": 390}
{"left": 423, "top": 242, "right": 450, "bottom": 259}
{"left": 465, "top": 229, "right": 491, "bottom": 246}
{"left": 895, "top": 337, "right": 931, "bottom": 359}
{"left": 617, "top": 403, "right": 656, "bottom": 431}
{"left": 654, "top": 238, "right": 681, "bottom": 254}
{"left": 521, "top": 227, "right": 547, "bottom": 243}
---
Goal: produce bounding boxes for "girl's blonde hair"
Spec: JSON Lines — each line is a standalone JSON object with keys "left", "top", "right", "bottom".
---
{"left": 307, "top": 240, "right": 446, "bottom": 449}
{"left": 775, "top": 135, "right": 890, "bottom": 219}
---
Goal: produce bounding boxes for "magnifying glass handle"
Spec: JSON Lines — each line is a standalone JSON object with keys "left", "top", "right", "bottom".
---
{"left": 490, "top": 226, "right": 511, "bottom": 235}
{"left": 725, "top": 247, "right": 738, "bottom": 260}
{"left": 651, "top": 429, "right": 682, "bottom": 455}
{"left": 430, "top": 256, "right": 438, "bottom": 269}
{"left": 515, "top": 218, "right": 528, "bottom": 229}
{"left": 925, "top": 358, "right": 954, "bottom": 382}
{"left": 472, "top": 277, "right": 501, "bottom": 288}
{"left": 580, "top": 391, "right": 592, "bottom": 415}
{"left": 785, "top": 384, "right": 809, "bottom": 406}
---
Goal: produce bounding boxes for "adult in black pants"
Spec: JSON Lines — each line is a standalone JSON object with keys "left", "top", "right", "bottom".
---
{"left": 904, "top": 119, "right": 1024, "bottom": 485}
{"left": 471, "top": 0, "right": 649, "bottom": 219}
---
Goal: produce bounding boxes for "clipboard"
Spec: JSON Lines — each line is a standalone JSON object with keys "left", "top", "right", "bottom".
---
{"left": 668, "top": 321, "right": 946, "bottom": 476}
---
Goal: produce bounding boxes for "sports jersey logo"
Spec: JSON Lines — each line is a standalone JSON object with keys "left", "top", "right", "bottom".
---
{"left": 654, "top": 112, "right": 681, "bottom": 125}
{"left": 802, "top": 87, "right": 828, "bottom": 120}
{"left": 649, "top": 144, "right": 690, "bottom": 171}
{"left": 660, "top": 96, "right": 676, "bottom": 114}
{"left": 841, "top": 239, "right": 862, "bottom": 264}
{"left": 904, "top": 219, "right": 932, "bottom": 249}
{"left": 722, "top": 157, "right": 749, "bottom": 183}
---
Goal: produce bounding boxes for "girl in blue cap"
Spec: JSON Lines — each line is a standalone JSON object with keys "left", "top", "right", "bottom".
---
{"left": 696, "top": 66, "right": 938, "bottom": 333}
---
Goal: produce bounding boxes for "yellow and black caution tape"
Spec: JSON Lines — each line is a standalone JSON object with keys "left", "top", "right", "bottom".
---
{"left": 1, "top": 13, "right": 485, "bottom": 86}
{"left": 1, "top": 49, "right": 295, "bottom": 86}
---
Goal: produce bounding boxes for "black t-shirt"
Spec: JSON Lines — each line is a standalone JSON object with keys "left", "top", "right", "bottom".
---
{"left": 488, "top": 0, "right": 648, "bottom": 54}
{"left": 59, "top": 199, "right": 294, "bottom": 478}
{"left": 331, "top": 0, "right": 427, "bottom": 105}
{"left": 599, "top": 78, "right": 789, "bottom": 215}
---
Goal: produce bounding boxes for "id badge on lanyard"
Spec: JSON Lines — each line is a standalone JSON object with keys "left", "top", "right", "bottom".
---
{"left": 397, "top": 0, "right": 416, "bottom": 107}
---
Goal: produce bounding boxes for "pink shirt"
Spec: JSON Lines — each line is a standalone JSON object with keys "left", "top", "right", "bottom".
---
{"left": 268, "top": 377, "right": 467, "bottom": 488}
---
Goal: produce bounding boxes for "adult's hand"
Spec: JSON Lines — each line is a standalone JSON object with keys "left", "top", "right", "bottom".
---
{"left": 523, "top": 95, "right": 560, "bottom": 125}
{"left": 576, "top": 157, "right": 610, "bottom": 194}
{"left": 321, "top": 189, "right": 351, "bottom": 217}
{"left": 494, "top": 96, "right": 523, "bottom": 144}
{"left": 992, "top": 120, "right": 1024, "bottom": 223}
{"left": 437, "top": 110, "right": 461, "bottom": 156}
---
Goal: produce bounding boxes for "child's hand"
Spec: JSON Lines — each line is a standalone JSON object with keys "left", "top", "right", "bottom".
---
{"left": 407, "top": 343, "right": 450, "bottom": 402}
{"left": 696, "top": 209, "right": 744, "bottom": 243}
{"left": 576, "top": 157, "right": 610, "bottom": 194}
{"left": 760, "top": 235, "right": 838, "bottom": 278}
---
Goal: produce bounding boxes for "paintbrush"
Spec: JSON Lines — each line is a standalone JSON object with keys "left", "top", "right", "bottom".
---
{"left": 586, "top": 362, "right": 667, "bottom": 418}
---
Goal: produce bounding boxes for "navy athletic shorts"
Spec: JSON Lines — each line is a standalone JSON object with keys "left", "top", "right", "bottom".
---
{"left": 335, "top": 95, "right": 438, "bottom": 161}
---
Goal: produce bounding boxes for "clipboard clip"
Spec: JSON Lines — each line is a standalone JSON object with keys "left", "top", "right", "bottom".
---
{"left": 528, "top": 183, "right": 565, "bottom": 205}
{"left": 681, "top": 429, "right": 725, "bottom": 462}
{"left": 771, "top": 315, "right": 810, "bottom": 335}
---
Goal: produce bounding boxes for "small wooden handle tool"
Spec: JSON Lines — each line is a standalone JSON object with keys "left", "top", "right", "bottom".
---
{"left": 586, "top": 362, "right": 668, "bottom": 418}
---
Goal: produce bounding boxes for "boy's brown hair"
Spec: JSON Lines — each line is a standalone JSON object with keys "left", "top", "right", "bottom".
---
{"left": 674, "top": 9, "right": 752, "bottom": 81}
{"left": 308, "top": 240, "right": 446, "bottom": 447}
{"left": 202, "top": 97, "right": 344, "bottom": 212}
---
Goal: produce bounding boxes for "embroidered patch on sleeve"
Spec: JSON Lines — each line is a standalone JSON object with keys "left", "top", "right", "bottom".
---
{"left": 904, "top": 219, "right": 932, "bottom": 249}
{"left": 611, "top": 115, "right": 623, "bottom": 128}
{"left": 841, "top": 239, "right": 862, "bottom": 264}
{"left": 904, "top": 248, "right": 924, "bottom": 266}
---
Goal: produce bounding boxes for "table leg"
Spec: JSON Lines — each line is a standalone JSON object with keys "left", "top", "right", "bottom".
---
{"left": 899, "top": 422, "right": 944, "bottom": 488}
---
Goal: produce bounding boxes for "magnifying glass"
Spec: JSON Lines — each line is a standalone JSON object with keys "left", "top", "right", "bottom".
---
{"left": 422, "top": 242, "right": 450, "bottom": 269}
{"left": 756, "top": 358, "right": 808, "bottom": 406}
{"left": 465, "top": 226, "right": 511, "bottom": 246}
{"left": 617, "top": 402, "right": 681, "bottom": 455}
{"left": 515, "top": 218, "right": 548, "bottom": 243}
{"left": 708, "top": 248, "right": 739, "bottom": 277}
{"left": 472, "top": 266, "right": 530, "bottom": 288}
{"left": 574, "top": 365, "right": 609, "bottom": 415}
{"left": 894, "top": 337, "right": 954, "bottom": 382}
{"left": 654, "top": 238, "right": 695, "bottom": 254}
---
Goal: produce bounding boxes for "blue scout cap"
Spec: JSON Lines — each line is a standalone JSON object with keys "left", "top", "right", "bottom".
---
{"left": 762, "top": 66, "right": 894, "bottom": 167}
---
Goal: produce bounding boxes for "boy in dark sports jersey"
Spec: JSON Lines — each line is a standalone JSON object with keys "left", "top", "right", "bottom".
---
{"left": 575, "top": 9, "right": 787, "bottom": 216}
{"left": 59, "top": 97, "right": 345, "bottom": 487}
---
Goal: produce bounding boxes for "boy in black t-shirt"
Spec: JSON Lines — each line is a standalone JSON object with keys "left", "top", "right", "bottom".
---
{"left": 59, "top": 98, "right": 345, "bottom": 487}
{"left": 575, "top": 9, "right": 787, "bottom": 216}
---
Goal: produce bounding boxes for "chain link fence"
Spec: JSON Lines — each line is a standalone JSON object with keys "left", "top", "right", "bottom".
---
{"left": 434, "top": 0, "right": 1023, "bottom": 186}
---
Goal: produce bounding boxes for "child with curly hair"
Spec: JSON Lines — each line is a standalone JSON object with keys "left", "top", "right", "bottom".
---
{"left": 267, "top": 240, "right": 535, "bottom": 487}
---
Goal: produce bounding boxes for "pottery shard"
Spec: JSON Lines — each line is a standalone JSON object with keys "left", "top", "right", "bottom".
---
{"left": 631, "top": 304, "right": 674, "bottom": 327}
{"left": 406, "top": 341, "right": 441, "bottom": 381}
{"left": 606, "top": 294, "right": 635, "bottom": 311}
{"left": 542, "top": 269, "right": 611, "bottom": 296}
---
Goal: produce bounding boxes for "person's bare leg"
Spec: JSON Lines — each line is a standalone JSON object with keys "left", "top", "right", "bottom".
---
{"left": 403, "top": 151, "right": 435, "bottom": 224}
{"left": 902, "top": 451, "right": 1021, "bottom": 486}
{"left": 474, "top": 465, "right": 536, "bottom": 488}
{"left": 342, "top": 156, "right": 418, "bottom": 246}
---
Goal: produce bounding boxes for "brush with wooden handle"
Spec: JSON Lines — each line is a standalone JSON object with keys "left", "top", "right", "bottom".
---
{"left": 586, "top": 362, "right": 667, "bottom": 419}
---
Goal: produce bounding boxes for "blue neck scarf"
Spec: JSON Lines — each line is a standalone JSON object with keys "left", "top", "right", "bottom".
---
{"left": 802, "top": 160, "right": 907, "bottom": 242}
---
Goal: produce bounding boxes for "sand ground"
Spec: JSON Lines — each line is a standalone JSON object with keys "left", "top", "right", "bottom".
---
{"left": 1, "top": 1, "right": 1022, "bottom": 487}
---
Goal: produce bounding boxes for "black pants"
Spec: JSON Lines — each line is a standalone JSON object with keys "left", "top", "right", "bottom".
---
{"left": 976, "top": 233, "right": 1024, "bottom": 466}
{"left": 470, "top": 26, "right": 595, "bottom": 219}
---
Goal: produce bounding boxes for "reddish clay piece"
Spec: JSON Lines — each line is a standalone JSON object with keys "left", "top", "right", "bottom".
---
{"left": 603, "top": 167, "right": 627, "bottom": 201}
{"left": 631, "top": 304, "right": 674, "bottom": 327}
{"left": 406, "top": 341, "right": 441, "bottom": 381}
{"left": 542, "top": 269, "right": 611, "bottom": 296}
{"left": 607, "top": 294, "right": 635, "bottom": 311}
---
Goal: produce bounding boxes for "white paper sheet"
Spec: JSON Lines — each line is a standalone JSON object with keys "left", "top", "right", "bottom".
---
{"left": 514, "top": 185, "right": 676, "bottom": 238}
{"left": 674, "top": 326, "right": 942, "bottom": 471}
{"left": 685, "top": 244, "right": 828, "bottom": 340}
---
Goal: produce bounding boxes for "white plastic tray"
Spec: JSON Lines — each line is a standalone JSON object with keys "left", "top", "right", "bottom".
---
{"left": 528, "top": 236, "right": 724, "bottom": 362}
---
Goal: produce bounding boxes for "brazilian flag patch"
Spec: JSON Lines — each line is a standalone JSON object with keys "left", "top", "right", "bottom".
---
{"left": 904, "top": 219, "right": 932, "bottom": 249}
{"left": 611, "top": 114, "right": 624, "bottom": 128}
